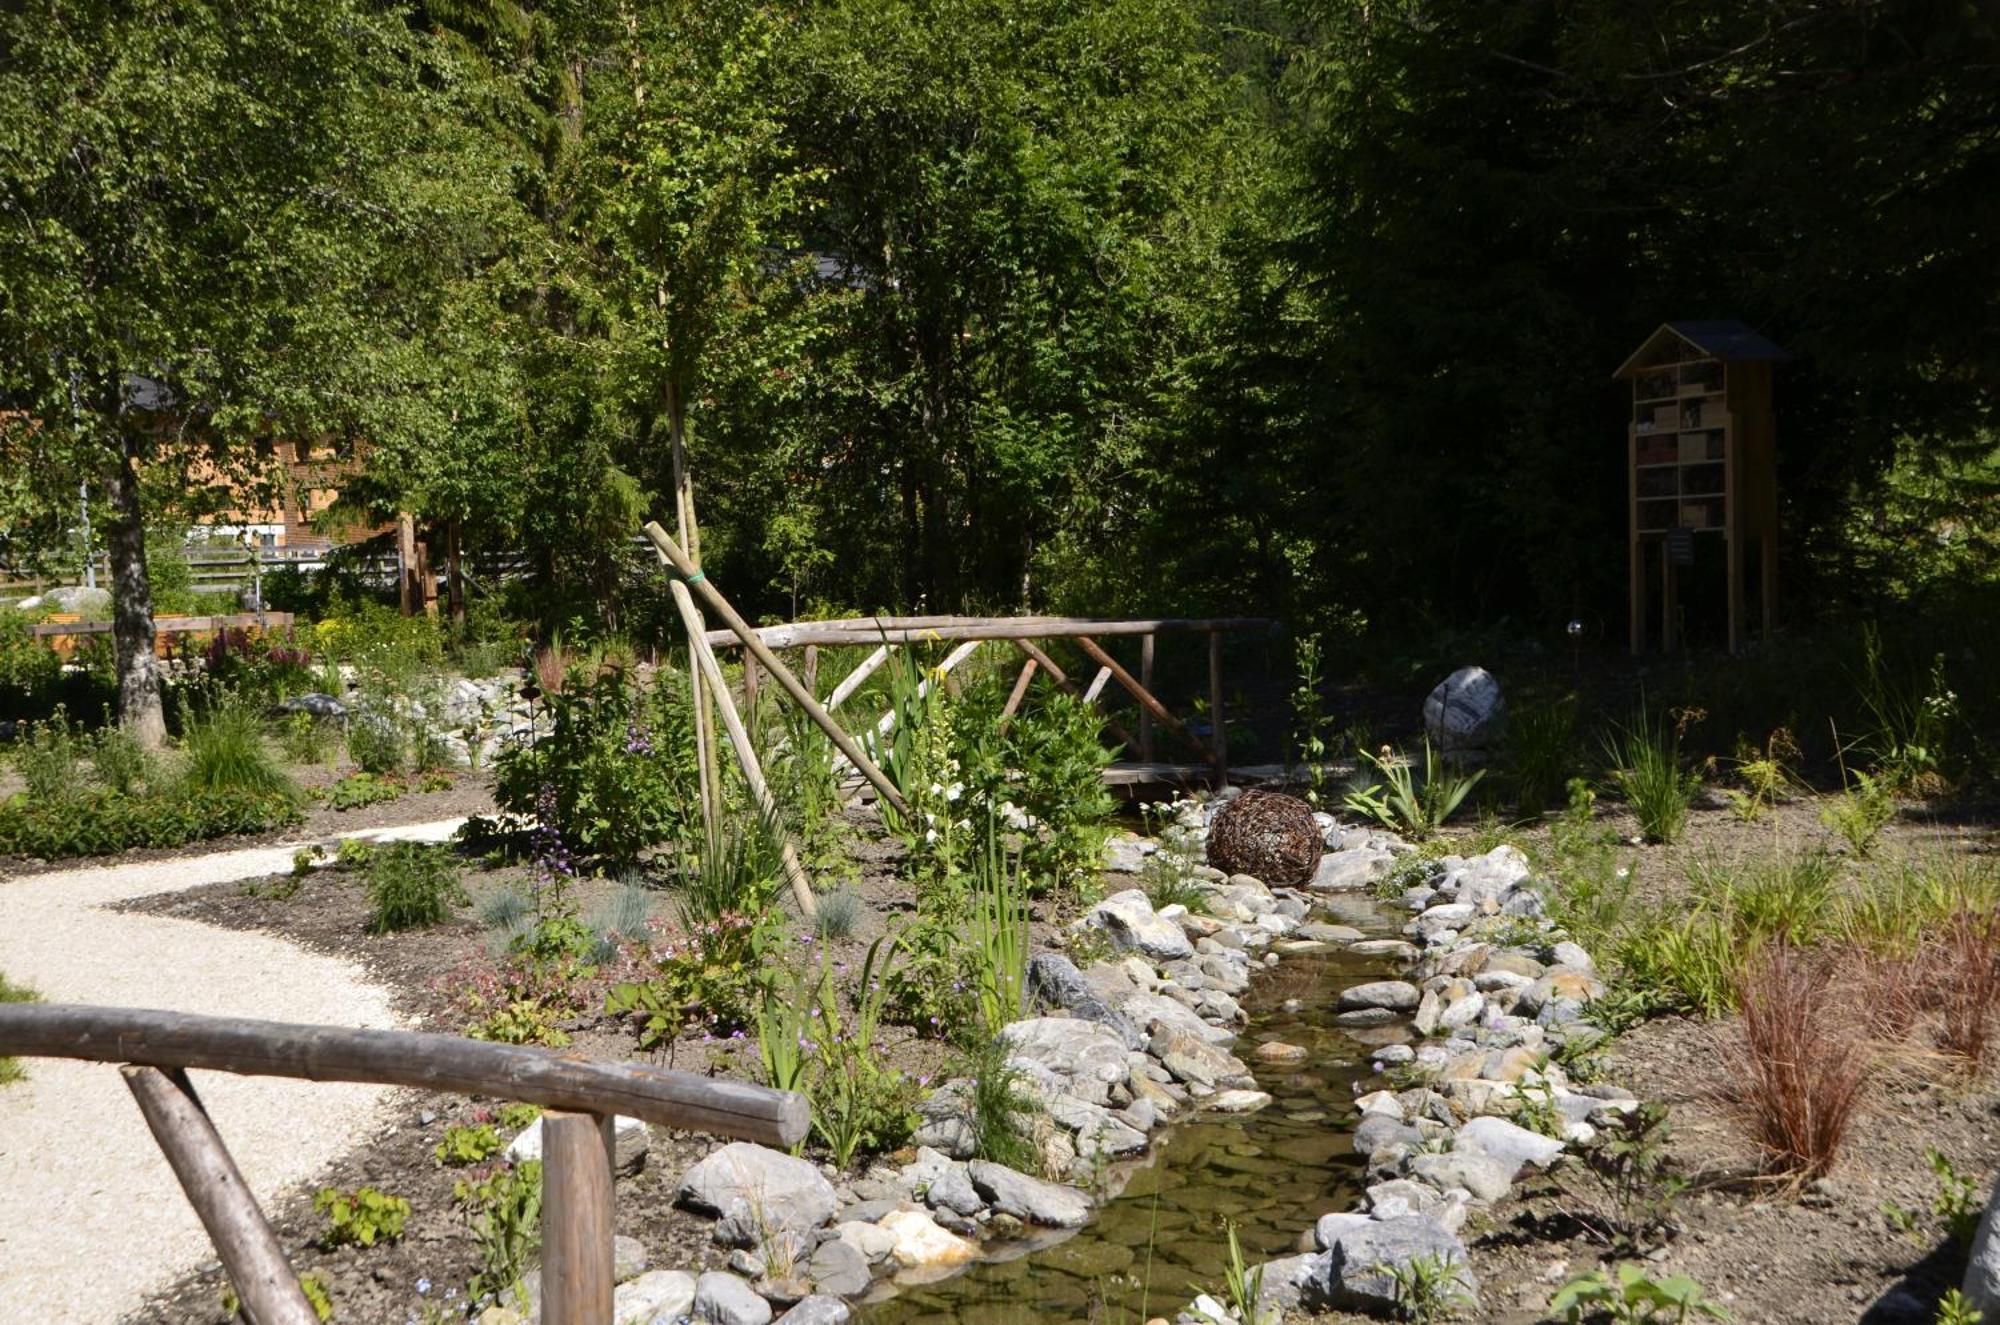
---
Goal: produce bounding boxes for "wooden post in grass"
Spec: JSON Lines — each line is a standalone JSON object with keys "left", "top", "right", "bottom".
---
{"left": 540, "top": 1111, "right": 615, "bottom": 1325}
{"left": 670, "top": 581, "right": 817, "bottom": 919}
{"left": 641, "top": 522, "right": 908, "bottom": 818}
{"left": 121, "top": 1066, "right": 319, "bottom": 1325}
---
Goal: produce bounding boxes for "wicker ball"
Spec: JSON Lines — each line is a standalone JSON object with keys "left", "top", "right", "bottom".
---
{"left": 1205, "top": 789, "right": 1322, "bottom": 885}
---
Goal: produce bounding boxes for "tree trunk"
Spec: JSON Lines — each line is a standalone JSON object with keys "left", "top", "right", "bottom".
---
{"left": 104, "top": 422, "right": 165, "bottom": 749}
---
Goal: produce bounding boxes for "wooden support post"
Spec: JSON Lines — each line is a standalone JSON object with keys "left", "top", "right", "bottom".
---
{"left": 396, "top": 512, "right": 418, "bottom": 616}
{"left": 540, "top": 1111, "right": 615, "bottom": 1325}
{"left": 1083, "top": 665, "right": 1112, "bottom": 704}
{"left": 1073, "top": 635, "right": 1215, "bottom": 762}
{"left": 670, "top": 583, "right": 816, "bottom": 918}
{"left": 1138, "top": 633, "right": 1155, "bottom": 762}
{"left": 121, "top": 1066, "right": 319, "bottom": 1325}
{"left": 1208, "top": 630, "right": 1227, "bottom": 789}
{"left": 744, "top": 656, "right": 760, "bottom": 722}
{"left": 641, "top": 523, "right": 908, "bottom": 816}
{"left": 998, "top": 658, "right": 1037, "bottom": 727}
{"left": 803, "top": 646, "right": 819, "bottom": 696}
{"left": 1010, "top": 639, "right": 1137, "bottom": 750}
{"left": 826, "top": 645, "right": 890, "bottom": 714}
{"left": 416, "top": 538, "right": 438, "bottom": 618}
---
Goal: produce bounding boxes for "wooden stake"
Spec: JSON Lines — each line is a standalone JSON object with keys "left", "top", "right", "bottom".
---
{"left": 540, "top": 1112, "right": 615, "bottom": 1325}
{"left": 1082, "top": 666, "right": 1113, "bottom": 704}
{"left": 671, "top": 581, "right": 817, "bottom": 918}
{"left": 121, "top": 1066, "right": 318, "bottom": 1325}
{"left": 998, "top": 658, "right": 1037, "bottom": 727}
{"left": 826, "top": 645, "right": 891, "bottom": 713}
{"left": 641, "top": 523, "right": 908, "bottom": 816}
{"left": 1208, "top": 630, "right": 1228, "bottom": 789}
{"left": 665, "top": 382, "right": 722, "bottom": 841}
{"left": 1138, "top": 632, "right": 1155, "bottom": 762}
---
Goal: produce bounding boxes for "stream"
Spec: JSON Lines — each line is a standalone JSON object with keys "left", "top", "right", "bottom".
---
{"left": 865, "top": 894, "right": 1401, "bottom": 1324}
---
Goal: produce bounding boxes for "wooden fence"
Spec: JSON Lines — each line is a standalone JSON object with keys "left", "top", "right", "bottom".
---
{"left": 0, "top": 1004, "right": 806, "bottom": 1325}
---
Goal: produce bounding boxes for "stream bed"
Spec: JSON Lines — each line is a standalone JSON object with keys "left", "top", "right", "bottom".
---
{"left": 866, "top": 897, "right": 1401, "bottom": 1324}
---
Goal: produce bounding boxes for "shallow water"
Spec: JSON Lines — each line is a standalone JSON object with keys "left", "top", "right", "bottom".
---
{"left": 866, "top": 902, "right": 1399, "bottom": 1323}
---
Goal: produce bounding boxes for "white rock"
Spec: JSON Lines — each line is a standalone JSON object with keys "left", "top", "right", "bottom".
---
{"left": 508, "top": 1115, "right": 650, "bottom": 1174}
{"left": 879, "top": 1208, "right": 979, "bottom": 1269}
{"left": 1087, "top": 889, "right": 1195, "bottom": 960}
{"left": 615, "top": 1270, "right": 695, "bottom": 1324}
{"left": 1207, "top": 1089, "right": 1273, "bottom": 1113}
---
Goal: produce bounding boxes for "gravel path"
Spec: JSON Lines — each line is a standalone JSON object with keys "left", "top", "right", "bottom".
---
{"left": 0, "top": 819, "right": 466, "bottom": 1324}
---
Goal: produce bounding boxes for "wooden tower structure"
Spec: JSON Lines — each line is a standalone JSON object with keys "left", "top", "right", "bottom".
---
{"left": 1614, "top": 321, "right": 1788, "bottom": 654}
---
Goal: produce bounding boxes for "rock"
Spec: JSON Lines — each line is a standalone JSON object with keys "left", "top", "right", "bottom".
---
{"left": 1207, "top": 789, "right": 1324, "bottom": 885}
{"left": 1255, "top": 1252, "right": 1328, "bottom": 1312}
{"left": 1207, "top": 1089, "right": 1273, "bottom": 1113}
{"left": 510, "top": 1115, "right": 650, "bottom": 1175}
{"left": 1456, "top": 1116, "right": 1566, "bottom": 1170}
{"left": 692, "top": 1271, "right": 772, "bottom": 1325}
{"left": 1122, "top": 991, "right": 1236, "bottom": 1047}
{"left": 1423, "top": 666, "right": 1505, "bottom": 755}
{"left": 1028, "top": 952, "right": 1094, "bottom": 1009}
{"left": 271, "top": 691, "right": 349, "bottom": 719}
{"left": 1252, "top": 1040, "right": 1309, "bottom": 1064}
{"left": 1297, "top": 921, "right": 1363, "bottom": 943}
{"left": 878, "top": 1208, "right": 980, "bottom": 1269}
{"left": 1354, "top": 1114, "right": 1425, "bottom": 1155}
{"left": 912, "top": 1081, "right": 979, "bottom": 1159}
{"left": 1440, "top": 992, "right": 1486, "bottom": 1031}
{"left": 681, "top": 1143, "right": 839, "bottom": 1246}
{"left": 1965, "top": 1172, "right": 2000, "bottom": 1316}
{"left": 1410, "top": 1151, "right": 1518, "bottom": 1202}
{"left": 1313, "top": 848, "right": 1393, "bottom": 891}
{"left": 1441, "top": 846, "right": 1532, "bottom": 906}
{"left": 1355, "top": 1090, "right": 1404, "bottom": 1118}
{"left": 614, "top": 1234, "right": 649, "bottom": 1283}
{"left": 1151, "top": 1028, "right": 1253, "bottom": 1089}
{"left": 1551, "top": 941, "right": 1596, "bottom": 973}
{"left": 968, "top": 1160, "right": 1094, "bottom": 1227}
{"left": 922, "top": 1160, "right": 984, "bottom": 1217}
{"left": 1316, "top": 1214, "right": 1478, "bottom": 1313}
{"left": 1338, "top": 981, "right": 1421, "bottom": 1013}
{"left": 999, "top": 1018, "right": 1132, "bottom": 1105}
{"left": 1349, "top": 938, "right": 1421, "bottom": 961}
{"left": 1103, "top": 835, "right": 1154, "bottom": 874}
{"left": 780, "top": 1297, "right": 852, "bottom": 1325}
{"left": 807, "top": 1238, "right": 872, "bottom": 1297}
{"left": 1087, "top": 889, "right": 1195, "bottom": 960}
{"left": 614, "top": 1269, "right": 695, "bottom": 1324}
{"left": 832, "top": 1219, "right": 896, "bottom": 1264}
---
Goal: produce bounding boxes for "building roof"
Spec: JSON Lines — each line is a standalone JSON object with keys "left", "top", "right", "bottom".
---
{"left": 1613, "top": 321, "right": 1791, "bottom": 378}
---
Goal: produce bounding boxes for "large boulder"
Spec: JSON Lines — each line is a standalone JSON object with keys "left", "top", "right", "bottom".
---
{"left": 1084, "top": 889, "right": 1194, "bottom": 960}
{"left": 1206, "top": 789, "right": 1323, "bottom": 886}
{"left": 679, "top": 1143, "right": 838, "bottom": 1245}
{"left": 998, "top": 1018, "right": 1131, "bottom": 1106}
{"left": 1423, "top": 666, "right": 1505, "bottom": 756}
{"left": 1314, "top": 1213, "right": 1478, "bottom": 1313}
{"left": 967, "top": 1160, "right": 1094, "bottom": 1227}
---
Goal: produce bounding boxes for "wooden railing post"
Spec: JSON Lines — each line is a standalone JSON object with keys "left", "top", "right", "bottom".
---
{"left": 541, "top": 1111, "right": 616, "bottom": 1325}
{"left": 1138, "top": 632, "right": 1155, "bottom": 762}
{"left": 122, "top": 1066, "right": 318, "bottom": 1325}
{"left": 1208, "top": 630, "right": 1227, "bottom": 789}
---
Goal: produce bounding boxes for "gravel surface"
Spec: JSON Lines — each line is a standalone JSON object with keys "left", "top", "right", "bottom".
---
{"left": 0, "top": 818, "right": 464, "bottom": 1324}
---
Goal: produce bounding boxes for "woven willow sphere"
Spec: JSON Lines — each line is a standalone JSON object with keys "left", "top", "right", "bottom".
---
{"left": 1205, "top": 789, "right": 1322, "bottom": 885}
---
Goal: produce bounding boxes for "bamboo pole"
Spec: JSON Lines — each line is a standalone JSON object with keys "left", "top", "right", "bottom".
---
{"left": 670, "top": 581, "right": 817, "bottom": 919}
{"left": 1073, "top": 635, "right": 1214, "bottom": 761}
{"left": 5, "top": 1006, "right": 808, "bottom": 1144}
{"left": 122, "top": 1067, "right": 318, "bottom": 1325}
{"left": 640, "top": 523, "right": 908, "bottom": 816}
{"left": 540, "top": 1111, "right": 615, "bottom": 1325}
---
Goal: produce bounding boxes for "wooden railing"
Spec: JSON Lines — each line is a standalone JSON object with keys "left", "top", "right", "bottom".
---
{"left": 0, "top": 1004, "right": 807, "bottom": 1325}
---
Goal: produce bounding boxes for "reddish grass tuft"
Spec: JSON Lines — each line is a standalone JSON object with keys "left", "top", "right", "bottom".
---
{"left": 1853, "top": 948, "right": 1931, "bottom": 1043}
{"left": 1728, "top": 943, "right": 1871, "bottom": 1181}
{"left": 1933, "top": 909, "right": 2000, "bottom": 1068}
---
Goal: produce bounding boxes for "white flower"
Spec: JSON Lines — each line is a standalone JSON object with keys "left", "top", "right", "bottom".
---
{"left": 929, "top": 781, "right": 946, "bottom": 798}
{"left": 925, "top": 828, "right": 939, "bottom": 844}
{"left": 946, "top": 782, "right": 963, "bottom": 802}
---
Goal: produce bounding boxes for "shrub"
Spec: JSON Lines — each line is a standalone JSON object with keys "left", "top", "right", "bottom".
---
{"left": 345, "top": 710, "right": 408, "bottom": 776}
{"left": 965, "top": 1034, "right": 1039, "bottom": 1173}
{"left": 455, "top": 1160, "right": 541, "bottom": 1303}
{"left": 807, "top": 937, "right": 919, "bottom": 1166}
{"left": 0, "top": 606, "right": 62, "bottom": 710}
{"left": 1509, "top": 694, "right": 1583, "bottom": 816}
{"left": 1383, "top": 1249, "right": 1476, "bottom": 1323}
{"left": 1728, "top": 944, "right": 1869, "bottom": 1181}
{"left": 1604, "top": 706, "right": 1700, "bottom": 844}
{"left": 606, "top": 910, "right": 778, "bottom": 1042}
{"left": 313, "top": 1185, "right": 410, "bottom": 1248}
{"left": 277, "top": 712, "right": 337, "bottom": 765}
{"left": 13, "top": 709, "right": 85, "bottom": 804}
{"left": 968, "top": 819, "right": 1029, "bottom": 1034}
{"left": 180, "top": 697, "right": 296, "bottom": 801}
{"left": 0, "top": 787, "right": 300, "bottom": 859}
{"left": 813, "top": 889, "right": 864, "bottom": 940}
{"left": 1002, "top": 688, "right": 1116, "bottom": 896}
{"left": 492, "top": 666, "right": 700, "bottom": 869}
{"left": 324, "top": 771, "right": 406, "bottom": 811}
{"left": 364, "top": 843, "right": 468, "bottom": 933}
{"left": 89, "top": 724, "right": 155, "bottom": 795}
{"left": 435, "top": 1123, "right": 505, "bottom": 1167}
{"left": 1820, "top": 770, "right": 1896, "bottom": 856}
{"left": 1344, "top": 741, "right": 1484, "bottom": 838}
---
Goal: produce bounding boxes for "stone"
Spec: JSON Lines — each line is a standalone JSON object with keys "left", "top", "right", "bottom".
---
{"left": 1151, "top": 1028, "right": 1253, "bottom": 1089}
{"left": 1410, "top": 1151, "right": 1518, "bottom": 1202}
{"left": 1123, "top": 991, "right": 1236, "bottom": 1046}
{"left": 922, "top": 1160, "right": 984, "bottom": 1217}
{"left": 879, "top": 1208, "right": 980, "bottom": 1269}
{"left": 1207, "top": 1089, "right": 1273, "bottom": 1113}
{"left": 614, "top": 1269, "right": 695, "bottom": 1325}
{"left": 1313, "top": 848, "right": 1393, "bottom": 891}
{"left": 1440, "top": 992, "right": 1486, "bottom": 1031}
{"left": 1355, "top": 1090, "right": 1404, "bottom": 1118}
{"left": 1296, "top": 922, "right": 1363, "bottom": 944}
{"left": 692, "top": 1271, "right": 772, "bottom": 1325}
{"left": 614, "top": 1234, "right": 649, "bottom": 1283}
{"left": 1252, "top": 1040, "right": 1308, "bottom": 1064}
{"left": 807, "top": 1238, "right": 872, "bottom": 1297}
{"left": 780, "top": 1297, "right": 852, "bottom": 1325}
{"left": 912, "top": 1079, "right": 979, "bottom": 1159}
{"left": 1965, "top": 1174, "right": 2000, "bottom": 1316}
{"left": 271, "top": 691, "right": 349, "bottom": 719}
{"left": 1349, "top": 939, "right": 1421, "bottom": 961}
{"left": 1087, "top": 889, "right": 1195, "bottom": 960}
{"left": 1354, "top": 1114, "right": 1425, "bottom": 1155}
{"left": 1338, "top": 980, "right": 1421, "bottom": 1013}
{"left": 999, "top": 1017, "right": 1132, "bottom": 1105}
{"left": 1456, "top": 1116, "right": 1566, "bottom": 1170}
{"left": 1423, "top": 665, "right": 1504, "bottom": 755}
{"left": 509, "top": 1114, "right": 650, "bottom": 1175}
{"left": 832, "top": 1219, "right": 895, "bottom": 1264}
{"left": 1254, "top": 1252, "right": 1328, "bottom": 1313}
{"left": 1316, "top": 1214, "right": 1478, "bottom": 1313}
{"left": 1028, "top": 952, "right": 1094, "bottom": 1008}
{"left": 681, "top": 1143, "right": 839, "bottom": 1246}
{"left": 1442, "top": 846, "right": 1532, "bottom": 906}
{"left": 1551, "top": 941, "right": 1596, "bottom": 973}
{"left": 968, "top": 1160, "right": 1094, "bottom": 1227}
